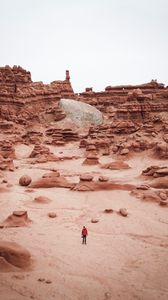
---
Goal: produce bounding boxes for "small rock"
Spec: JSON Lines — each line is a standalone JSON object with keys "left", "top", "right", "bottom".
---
{"left": 104, "top": 209, "right": 113, "bottom": 213}
{"left": 38, "top": 278, "right": 45, "bottom": 282}
{"left": 45, "top": 279, "right": 52, "bottom": 284}
{"left": 91, "top": 218, "right": 99, "bottom": 223}
{"left": 2, "top": 179, "right": 8, "bottom": 183}
{"left": 80, "top": 174, "right": 93, "bottom": 182}
{"left": 159, "top": 192, "right": 167, "bottom": 200}
{"left": 6, "top": 183, "right": 13, "bottom": 188}
{"left": 120, "top": 148, "right": 129, "bottom": 155}
{"left": 98, "top": 176, "right": 109, "bottom": 182}
{"left": 159, "top": 200, "right": 168, "bottom": 206}
{"left": 119, "top": 208, "right": 128, "bottom": 217}
{"left": 25, "top": 189, "right": 34, "bottom": 193}
{"left": 48, "top": 212, "right": 57, "bottom": 218}
{"left": 12, "top": 274, "right": 25, "bottom": 280}
{"left": 136, "top": 184, "right": 150, "bottom": 190}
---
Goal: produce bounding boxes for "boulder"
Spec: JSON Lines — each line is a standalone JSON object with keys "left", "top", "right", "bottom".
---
{"left": 59, "top": 98, "right": 103, "bottom": 126}
{"left": 48, "top": 212, "right": 57, "bottom": 218}
{"left": 119, "top": 208, "right": 128, "bottom": 217}
{"left": 19, "top": 175, "right": 32, "bottom": 186}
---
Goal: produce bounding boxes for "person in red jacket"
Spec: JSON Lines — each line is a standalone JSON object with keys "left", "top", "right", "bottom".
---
{"left": 81, "top": 226, "right": 88, "bottom": 244}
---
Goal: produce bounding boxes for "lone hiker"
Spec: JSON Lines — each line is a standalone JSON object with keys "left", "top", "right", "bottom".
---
{"left": 81, "top": 226, "right": 88, "bottom": 244}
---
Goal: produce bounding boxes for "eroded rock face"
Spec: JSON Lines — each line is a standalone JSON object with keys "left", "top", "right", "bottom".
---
{"left": 0, "top": 240, "right": 31, "bottom": 269}
{"left": 78, "top": 80, "right": 168, "bottom": 125}
{"left": 142, "top": 166, "right": 168, "bottom": 177}
{"left": 45, "top": 127, "right": 78, "bottom": 144}
{"left": 0, "top": 66, "right": 74, "bottom": 127}
{"left": 0, "top": 141, "right": 16, "bottom": 159}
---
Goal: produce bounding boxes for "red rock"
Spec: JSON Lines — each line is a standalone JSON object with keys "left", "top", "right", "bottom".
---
{"left": 19, "top": 175, "right": 32, "bottom": 186}
{"left": 80, "top": 174, "right": 94, "bottom": 181}
{"left": 48, "top": 212, "right": 57, "bottom": 218}
{"left": 0, "top": 240, "right": 31, "bottom": 269}
{"left": 119, "top": 208, "right": 128, "bottom": 217}
{"left": 34, "top": 196, "right": 52, "bottom": 204}
{"left": 104, "top": 209, "right": 113, "bottom": 213}
{"left": 1, "top": 211, "right": 31, "bottom": 227}
{"left": 101, "top": 161, "right": 130, "bottom": 170}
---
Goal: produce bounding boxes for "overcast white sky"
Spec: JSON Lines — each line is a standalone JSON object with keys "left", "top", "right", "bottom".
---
{"left": 0, "top": 0, "right": 167, "bottom": 92}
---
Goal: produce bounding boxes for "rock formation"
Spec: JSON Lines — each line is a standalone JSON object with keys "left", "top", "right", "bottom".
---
{"left": 19, "top": 175, "right": 32, "bottom": 186}
{"left": 30, "top": 171, "right": 74, "bottom": 189}
{"left": 29, "top": 144, "right": 59, "bottom": 163}
{"left": 101, "top": 161, "right": 130, "bottom": 170}
{"left": 0, "top": 240, "right": 31, "bottom": 269}
{"left": 0, "top": 211, "right": 31, "bottom": 228}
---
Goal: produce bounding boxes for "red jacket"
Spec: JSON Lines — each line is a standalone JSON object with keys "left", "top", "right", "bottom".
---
{"left": 82, "top": 228, "right": 88, "bottom": 236}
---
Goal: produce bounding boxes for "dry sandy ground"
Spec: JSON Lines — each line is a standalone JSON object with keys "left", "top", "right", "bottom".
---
{"left": 0, "top": 144, "right": 168, "bottom": 300}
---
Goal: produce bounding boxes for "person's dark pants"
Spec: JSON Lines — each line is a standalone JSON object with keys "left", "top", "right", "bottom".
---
{"left": 82, "top": 235, "right": 87, "bottom": 244}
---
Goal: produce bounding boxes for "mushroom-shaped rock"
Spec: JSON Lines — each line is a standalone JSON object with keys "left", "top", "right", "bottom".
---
{"left": 119, "top": 208, "right": 128, "bottom": 217}
{"left": 82, "top": 153, "right": 99, "bottom": 165}
{"left": 34, "top": 196, "right": 52, "bottom": 204}
{"left": 48, "top": 212, "right": 57, "bottom": 218}
{"left": 0, "top": 211, "right": 31, "bottom": 228}
{"left": 0, "top": 241, "right": 31, "bottom": 269}
{"left": 19, "top": 175, "right": 32, "bottom": 186}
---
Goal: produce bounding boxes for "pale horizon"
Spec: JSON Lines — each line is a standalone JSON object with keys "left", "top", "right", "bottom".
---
{"left": 0, "top": 0, "right": 168, "bottom": 92}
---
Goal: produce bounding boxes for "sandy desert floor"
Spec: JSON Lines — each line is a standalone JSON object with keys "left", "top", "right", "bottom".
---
{"left": 0, "top": 143, "right": 168, "bottom": 300}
